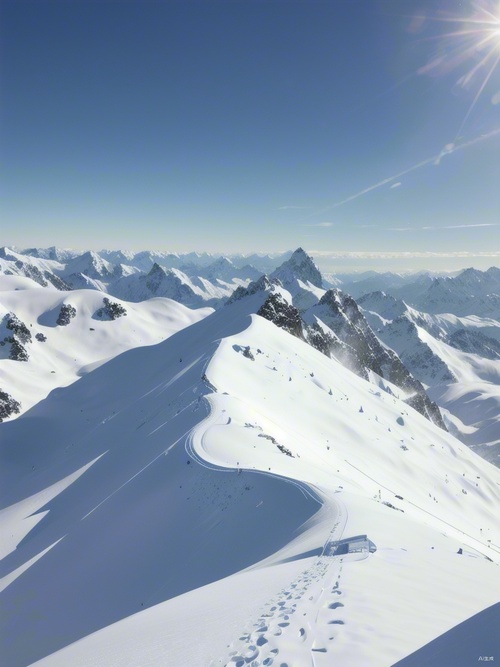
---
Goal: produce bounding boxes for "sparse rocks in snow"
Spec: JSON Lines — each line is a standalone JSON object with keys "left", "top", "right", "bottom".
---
{"left": 382, "top": 501, "right": 404, "bottom": 512}
{"left": 242, "top": 346, "right": 255, "bottom": 360}
{"left": 277, "top": 443, "right": 294, "bottom": 457}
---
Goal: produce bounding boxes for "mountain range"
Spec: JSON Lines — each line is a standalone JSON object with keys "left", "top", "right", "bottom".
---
{"left": 1, "top": 247, "right": 499, "bottom": 666}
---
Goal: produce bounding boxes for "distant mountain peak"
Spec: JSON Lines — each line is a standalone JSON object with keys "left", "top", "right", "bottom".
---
{"left": 147, "top": 262, "right": 167, "bottom": 277}
{"left": 270, "top": 248, "right": 323, "bottom": 288}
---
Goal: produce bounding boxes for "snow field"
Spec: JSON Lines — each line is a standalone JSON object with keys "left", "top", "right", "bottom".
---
{"left": 0, "top": 296, "right": 498, "bottom": 666}
{"left": 0, "top": 278, "right": 212, "bottom": 416}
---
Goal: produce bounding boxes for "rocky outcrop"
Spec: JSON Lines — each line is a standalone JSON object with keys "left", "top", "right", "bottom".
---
{"left": 257, "top": 293, "right": 304, "bottom": 339}
{"left": 227, "top": 275, "right": 280, "bottom": 304}
{"left": 0, "top": 389, "right": 21, "bottom": 421}
{"left": 57, "top": 304, "right": 77, "bottom": 326}
{"left": 95, "top": 298, "right": 127, "bottom": 321}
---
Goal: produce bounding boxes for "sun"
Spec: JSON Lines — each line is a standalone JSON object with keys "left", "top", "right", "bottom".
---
{"left": 415, "top": 0, "right": 500, "bottom": 136}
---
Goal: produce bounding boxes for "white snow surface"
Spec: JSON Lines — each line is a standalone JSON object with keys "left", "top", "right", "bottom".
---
{"left": 0, "top": 277, "right": 212, "bottom": 416}
{"left": 0, "top": 296, "right": 499, "bottom": 667}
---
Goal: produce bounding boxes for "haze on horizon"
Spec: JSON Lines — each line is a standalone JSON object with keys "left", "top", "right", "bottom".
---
{"left": 2, "top": 0, "right": 499, "bottom": 272}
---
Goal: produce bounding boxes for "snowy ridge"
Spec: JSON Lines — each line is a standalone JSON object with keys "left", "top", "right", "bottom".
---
{"left": 1, "top": 295, "right": 499, "bottom": 666}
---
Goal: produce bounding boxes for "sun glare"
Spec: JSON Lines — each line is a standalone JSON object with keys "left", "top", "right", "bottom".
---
{"left": 416, "top": 0, "right": 500, "bottom": 136}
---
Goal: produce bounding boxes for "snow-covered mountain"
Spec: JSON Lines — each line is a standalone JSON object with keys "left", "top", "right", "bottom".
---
{"left": 345, "top": 267, "right": 500, "bottom": 319}
{"left": 1, "top": 274, "right": 499, "bottom": 667}
{"left": 0, "top": 275, "right": 212, "bottom": 420}
{"left": 358, "top": 291, "right": 500, "bottom": 466}
{"left": 2, "top": 246, "right": 498, "bottom": 466}
{"left": 340, "top": 271, "right": 435, "bottom": 300}
{"left": 0, "top": 247, "right": 70, "bottom": 291}
{"left": 195, "top": 256, "right": 261, "bottom": 284}
{"left": 0, "top": 247, "right": 276, "bottom": 308}
{"left": 230, "top": 257, "right": 445, "bottom": 431}
{"left": 268, "top": 247, "right": 326, "bottom": 311}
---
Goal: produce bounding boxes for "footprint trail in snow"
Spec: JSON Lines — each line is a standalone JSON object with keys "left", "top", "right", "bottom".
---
{"left": 214, "top": 504, "right": 367, "bottom": 667}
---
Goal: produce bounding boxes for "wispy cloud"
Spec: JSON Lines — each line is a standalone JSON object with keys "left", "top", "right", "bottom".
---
{"left": 304, "top": 221, "right": 334, "bottom": 227}
{"left": 277, "top": 205, "right": 309, "bottom": 210}
{"left": 390, "top": 182, "right": 402, "bottom": 189}
{"left": 308, "top": 250, "right": 500, "bottom": 260}
{"left": 387, "top": 223, "right": 500, "bottom": 231}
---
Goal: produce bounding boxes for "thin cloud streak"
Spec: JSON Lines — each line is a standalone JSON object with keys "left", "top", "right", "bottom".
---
{"left": 388, "top": 222, "right": 500, "bottom": 231}
{"left": 308, "top": 250, "right": 500, "bottom": 259}
{"left": 299, "top": 128, "right": 500, "bottom": 220}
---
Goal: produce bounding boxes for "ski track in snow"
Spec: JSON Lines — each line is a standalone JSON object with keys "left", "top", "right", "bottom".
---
{"left": 212, "top": 499, "right": 370, "bottom": 667}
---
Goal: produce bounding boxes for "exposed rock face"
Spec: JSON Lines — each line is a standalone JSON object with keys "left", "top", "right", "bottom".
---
{"left": 44, "top": 272, "right": 71, "bottom": 291}
{"left": 10, "top": 259, "right": 70, "bottom": 290}
{"left": 145, "top": 263, "right": 169, "bottom": 294}
{"left": 226, "top": 275, "right": 280, "bottom": 304}
{"left": 302, "top": 290, "right": 447, "bottom": 430}
{"left": 225, "top": 258, "right": 447, "bottom": 431}
{"left": 309, "top": 289, "right": 388, "bottom": 376}
{"left": 143, "top": 264, "right": 201, "bottom": 306}
{"left": 383, "top": 315, "right": 457, "bottom": 384}
{"left": 257, "top": 293, "right": 304, "bottom": 340}
{"left": 448, "top": 328, "right": 500, "bottom": 360}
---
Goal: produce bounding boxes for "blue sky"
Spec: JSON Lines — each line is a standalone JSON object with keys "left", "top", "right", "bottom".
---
{"left": 2, "top": 0, "right": 499, "bottom": 271}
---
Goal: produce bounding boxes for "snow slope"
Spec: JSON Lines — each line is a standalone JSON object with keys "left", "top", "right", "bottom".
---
{"left": 1, "top": 293, "right": 499, "bottom": 667}
{"left": 0, "top": 276, "right": 212, "bottom": 417}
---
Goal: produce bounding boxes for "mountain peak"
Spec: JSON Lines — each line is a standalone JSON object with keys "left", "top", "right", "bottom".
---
{"left": 147, "top": 262, "right": 167, "bottom": 277}
{"left": 270, "top": 248, "right": 323, "bottom": 288}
